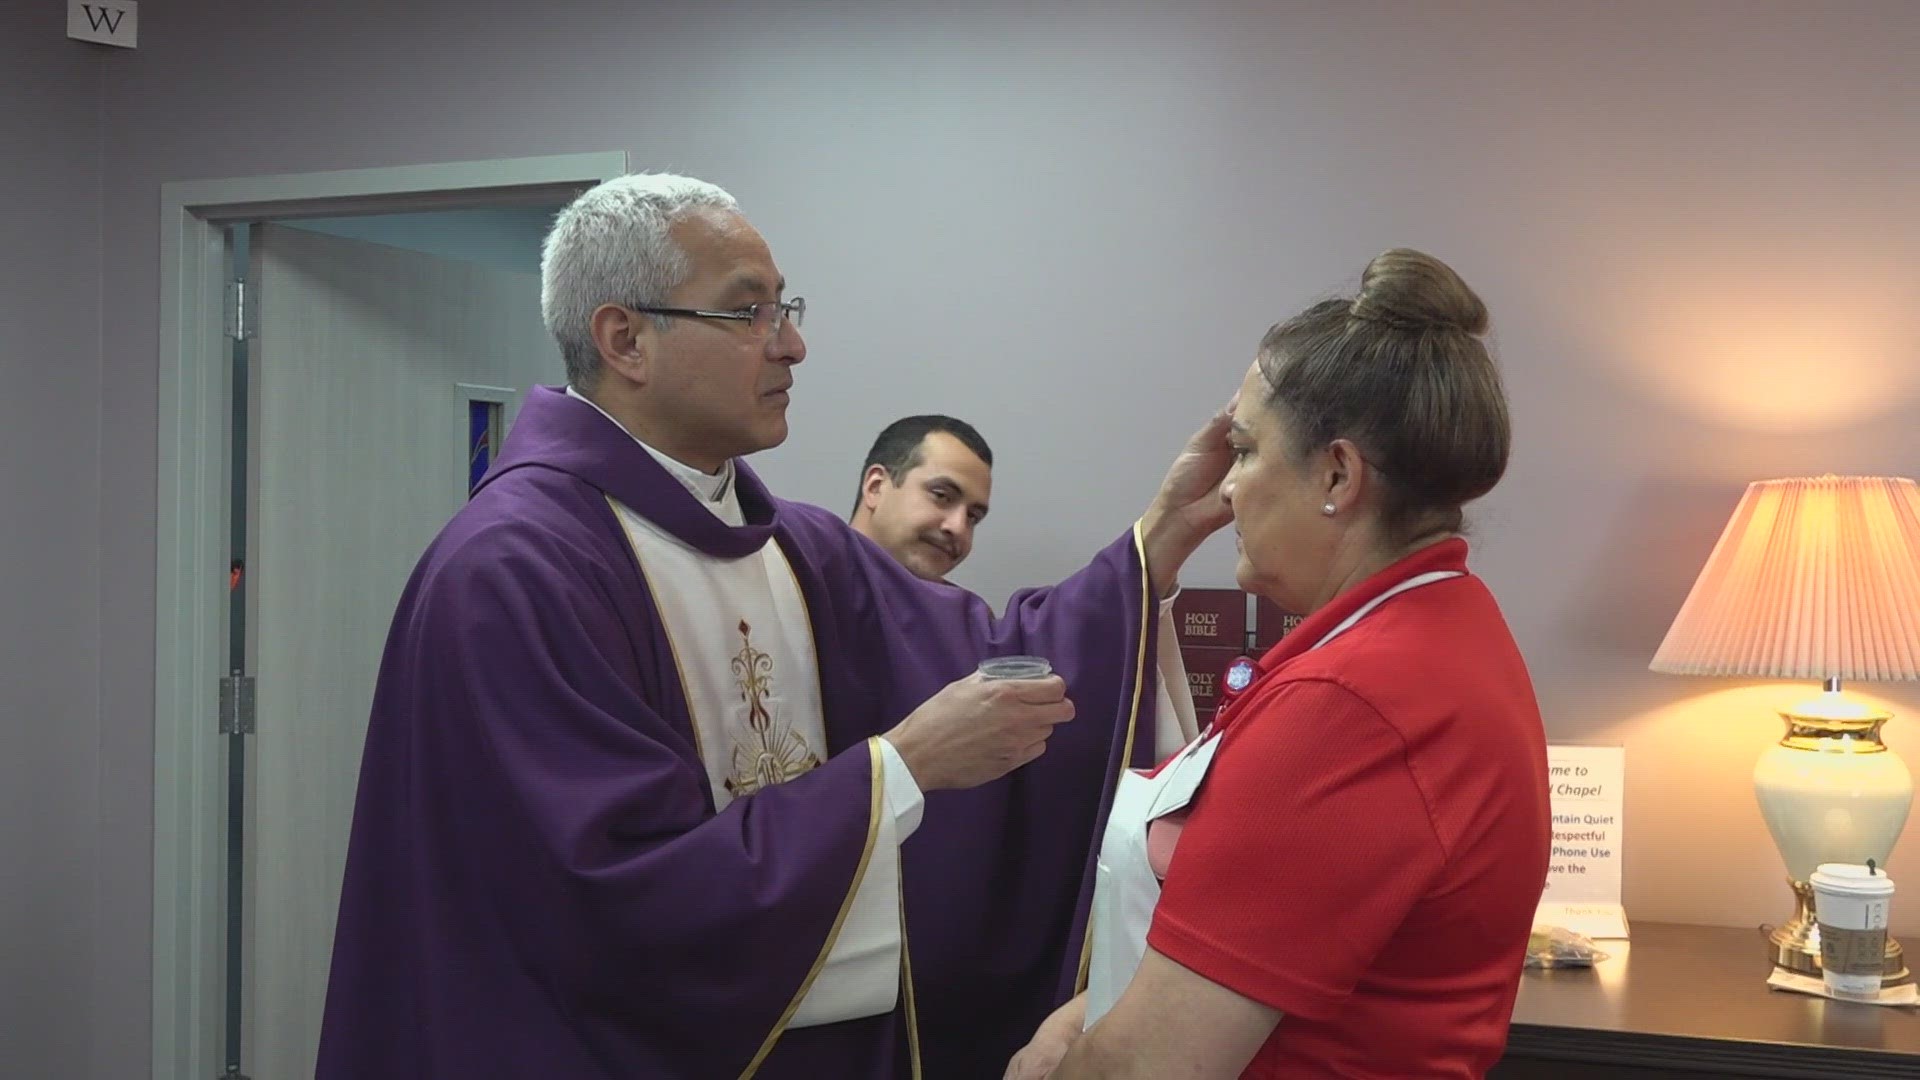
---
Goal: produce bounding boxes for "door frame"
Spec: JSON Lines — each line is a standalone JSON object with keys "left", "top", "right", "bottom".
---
{"left": 153, "top": 151, "right": 628, "bottom": 1080}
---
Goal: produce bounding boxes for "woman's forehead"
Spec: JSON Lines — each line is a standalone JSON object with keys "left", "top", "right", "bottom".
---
{"left": 1233, "top": 364, "right": 1289, "bottom": 435}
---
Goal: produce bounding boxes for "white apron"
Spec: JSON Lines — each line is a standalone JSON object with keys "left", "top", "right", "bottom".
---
{"left": 1083, "top": 570, "right": 1464, "bottom": 1027}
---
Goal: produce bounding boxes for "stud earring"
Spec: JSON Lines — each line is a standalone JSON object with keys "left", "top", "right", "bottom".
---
{"left": 1322, "top": 502, "right": 1337, "bottom": 516}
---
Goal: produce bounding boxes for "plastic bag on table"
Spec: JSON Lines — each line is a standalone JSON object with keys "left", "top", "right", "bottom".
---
{"left": 1523, "top": 924, "right": 1608, "bottom": 969}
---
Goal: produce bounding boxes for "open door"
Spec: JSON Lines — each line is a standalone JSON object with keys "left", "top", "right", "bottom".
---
{"left": 238, "top": 221, "right": 553, "bottom": 1079}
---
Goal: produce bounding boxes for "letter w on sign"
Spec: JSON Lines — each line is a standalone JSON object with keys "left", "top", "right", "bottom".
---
{"left": 69, "top": 0, "right": 139, "bottom": 48}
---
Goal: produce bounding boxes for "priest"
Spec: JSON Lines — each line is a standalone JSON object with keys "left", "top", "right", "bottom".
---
{"left": 316, "top": 172, "right": 1226, "bottom": 1079}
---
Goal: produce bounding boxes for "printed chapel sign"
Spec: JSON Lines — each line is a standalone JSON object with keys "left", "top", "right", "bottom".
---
{"left": 1534, "top": 745, "right": 1629, "bottom": 939}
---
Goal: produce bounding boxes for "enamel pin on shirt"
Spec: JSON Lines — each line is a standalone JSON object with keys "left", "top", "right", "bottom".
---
{"left": 1213, "top": 654, "right": 1258, "bottom": 726}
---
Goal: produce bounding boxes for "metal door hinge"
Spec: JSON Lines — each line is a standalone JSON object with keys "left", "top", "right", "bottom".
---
{"left": 224, "top": 280, "right": 254, "bottom": 341}
{"left": 218, "top": 675, "right": 256, "bottom": 734}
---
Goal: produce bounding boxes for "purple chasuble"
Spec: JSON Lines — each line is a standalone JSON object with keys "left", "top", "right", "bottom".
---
{"left": 316, "top": 386, "right": 1162, "bottom": 1079}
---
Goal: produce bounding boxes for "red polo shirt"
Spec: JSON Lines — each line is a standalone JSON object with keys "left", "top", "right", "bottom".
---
{"left": 1148, "top": 539, "right": 1550, "bottom": 1078}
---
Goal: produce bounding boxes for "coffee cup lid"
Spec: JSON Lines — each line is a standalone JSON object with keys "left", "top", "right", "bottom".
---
{"left": 1811, "top": 863, "right": 1897, "bottom": 898}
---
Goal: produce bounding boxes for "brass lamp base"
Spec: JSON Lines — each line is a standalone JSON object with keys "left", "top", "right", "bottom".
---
{"left": 1769, "top": 879, "right": 1910, "bottom": 986}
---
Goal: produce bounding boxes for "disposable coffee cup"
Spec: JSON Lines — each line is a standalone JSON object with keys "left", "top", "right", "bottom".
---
{"left": 1812, "top": 863, "right": 1895, "bottom": 1000}
{"left": 978, "top": 655, "right": 1053, "bottom": 681}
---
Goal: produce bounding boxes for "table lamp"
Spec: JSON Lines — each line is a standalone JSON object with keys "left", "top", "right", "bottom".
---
{"left": 1651, "top": 475, "right": 1920, "bottom": 981}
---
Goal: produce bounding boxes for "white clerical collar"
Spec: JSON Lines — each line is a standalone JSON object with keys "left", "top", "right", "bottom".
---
{"left": 565, "top": 385, "right": 734, "bottom": 504}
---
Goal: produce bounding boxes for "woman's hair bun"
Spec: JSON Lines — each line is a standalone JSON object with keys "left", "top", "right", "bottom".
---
{"left": 1348, "top": 248, "right": 1489, "bottom": 335}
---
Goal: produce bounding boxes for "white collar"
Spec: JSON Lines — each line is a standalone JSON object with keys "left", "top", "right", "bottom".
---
{"left": 565, "top": 385, "right": 734, "bottom": 504}
{"left": 1309, "top": 570, "right": 1464, "bottom": 650}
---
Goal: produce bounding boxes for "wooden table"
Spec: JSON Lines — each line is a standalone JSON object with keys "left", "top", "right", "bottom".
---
{"left": 1492, "top": 922, "right": 1920, "bottom": 1079}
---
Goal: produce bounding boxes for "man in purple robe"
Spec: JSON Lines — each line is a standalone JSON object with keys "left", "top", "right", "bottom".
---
{"left": 316, "top": 173, "right": 1230, "bottom": 1079}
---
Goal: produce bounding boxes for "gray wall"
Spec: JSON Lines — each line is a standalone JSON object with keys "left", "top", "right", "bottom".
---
{"left": 5, "top": 0, "right": 1920, "bottom": 1075}
{"left": 1, "top": 8, "right": 105, "bottom": 1079}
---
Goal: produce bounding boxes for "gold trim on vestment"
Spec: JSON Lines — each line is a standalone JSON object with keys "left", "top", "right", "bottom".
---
{"left": 777, "top": 540, "right": 920, "bottom": 1075}
{"left": 900, "top": 874, "right": 923, "bottom": 1078}
{"left": 1075, "top": 520, "right": 1154, "bottom": 995}
{"left": 740, "top": 738, "right": 886, "bottom": 1078}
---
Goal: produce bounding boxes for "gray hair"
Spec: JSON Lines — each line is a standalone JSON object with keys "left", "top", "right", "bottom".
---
{"left": 539, "top": 172, "right": 740, "bottom": 387}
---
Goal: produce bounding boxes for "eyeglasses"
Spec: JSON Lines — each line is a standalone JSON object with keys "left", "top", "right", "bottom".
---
{"left": 629, "top": 297, "right": 806, "bottom": 336}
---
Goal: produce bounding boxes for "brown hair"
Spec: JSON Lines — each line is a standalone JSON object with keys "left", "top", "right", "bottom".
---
{"left": 1256, "top": 248, "right": 1510, "bottom": 540}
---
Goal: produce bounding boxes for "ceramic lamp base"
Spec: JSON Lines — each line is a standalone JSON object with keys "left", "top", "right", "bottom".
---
{"left": 1751, "top": 691, "right": 1913, "bottom": 982}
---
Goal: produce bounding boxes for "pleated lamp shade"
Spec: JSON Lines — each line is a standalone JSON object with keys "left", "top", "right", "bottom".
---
{"left": 1651, "top": 476, "right": 1920, "bottom": 681}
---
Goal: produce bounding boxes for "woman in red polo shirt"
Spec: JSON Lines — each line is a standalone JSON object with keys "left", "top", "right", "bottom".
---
{"left": 1008, "top": 249, "right": 1550, "bottom": 1079}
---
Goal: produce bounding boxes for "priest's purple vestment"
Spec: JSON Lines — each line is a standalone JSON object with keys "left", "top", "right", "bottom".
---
{"left": 316, "top": 387, "right": 1164, "bottom": 1078}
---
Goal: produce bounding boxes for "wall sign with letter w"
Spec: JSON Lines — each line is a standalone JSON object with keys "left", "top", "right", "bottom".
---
{"left": 68, "top": 0, "right": 139, "bottom": 49}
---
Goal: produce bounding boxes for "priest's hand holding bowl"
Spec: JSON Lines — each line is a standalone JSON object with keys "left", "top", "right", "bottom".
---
{"left": 883, "top": 671, "right": 1076, "bottom": 789}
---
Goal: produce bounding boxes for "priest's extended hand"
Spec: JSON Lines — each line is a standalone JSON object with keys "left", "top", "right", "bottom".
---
{"left": 883, "top": 673, "right": 1076, "bottom": 790}
{"left": 1139, "top": 396, "right": 1238, "bottom": 595}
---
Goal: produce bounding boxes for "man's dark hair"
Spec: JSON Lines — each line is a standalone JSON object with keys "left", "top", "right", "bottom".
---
{"left": 850, "top": 415, "right": 993, "bottom": 517}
